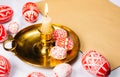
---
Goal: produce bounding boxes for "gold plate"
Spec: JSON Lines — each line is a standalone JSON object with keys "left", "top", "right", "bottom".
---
{"left": 4, "top": 23, "right": 80, "bottom": 68}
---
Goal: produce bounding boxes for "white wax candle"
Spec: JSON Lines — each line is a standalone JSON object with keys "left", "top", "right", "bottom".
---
{"left": 41, "top": 16, "right": 53, "bottom": 34}
{"left": 40, "top": 2, "right": 53, "bottom": 34}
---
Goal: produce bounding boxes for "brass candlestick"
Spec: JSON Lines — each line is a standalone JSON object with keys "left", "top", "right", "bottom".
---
{"left": 32, "top": 26, "right": 54, "bottom": 67}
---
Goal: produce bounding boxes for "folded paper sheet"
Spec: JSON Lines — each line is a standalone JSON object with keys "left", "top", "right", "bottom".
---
{"left": 36, "top": 0, "right": 120, "bottom": 70}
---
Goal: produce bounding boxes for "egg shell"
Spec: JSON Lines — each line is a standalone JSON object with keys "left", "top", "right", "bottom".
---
{"left": 8, "top": 21, "right": 19, "bottom": 34}
{"left": 81, "top": 50, "right": 111, "bottom": 77}
{"left": 0, "top": 55, "right": 11, "bottom": 77}
{"left": 22, "top": 2, "right": 39, "bottom": 22}
{"left": 27, "top": 72, "right": 46, "bottom": 77}
{"left": 52, "top": 63, "right": 72, "bottom": 77}
{"left": 0, "top": 5, "right": 13, "bottom": 23}
{"left": 0, "top": 24, "right": 7, "bottom": 42}
{"left": 50, "top": 46, "right": 67, "bottom": 60}
{"left": 56, "top": 37, "right": 74, "bottom": 51}
{"left": 52, "top": 29, "right": 67, "bottom": 40}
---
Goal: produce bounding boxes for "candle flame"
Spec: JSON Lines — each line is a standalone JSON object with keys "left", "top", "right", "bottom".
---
{"left": 45, "top": 2, "right": 48, "bottom": 16}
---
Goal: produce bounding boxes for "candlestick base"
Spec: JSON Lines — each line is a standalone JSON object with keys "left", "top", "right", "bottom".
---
{"left": 32, "top": 33, "right": 54, "bottom": 67}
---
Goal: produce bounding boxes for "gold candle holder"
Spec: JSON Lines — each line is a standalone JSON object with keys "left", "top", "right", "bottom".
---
{"left": 3, "top": 23, "right": 80, "bottom": 68}
{"left": 32, "top": 26, "right": 54, "bottom": 67}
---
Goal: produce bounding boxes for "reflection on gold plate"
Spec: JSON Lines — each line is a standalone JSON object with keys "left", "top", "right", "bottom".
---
{"left": 4, "top": 23, "right": 80, "bottom": 68}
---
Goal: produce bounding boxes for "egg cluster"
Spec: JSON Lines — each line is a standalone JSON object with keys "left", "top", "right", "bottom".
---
{"left": 0, "top": 2, "right": 40, "bottom": 42}
{"left": 0, "top": 1, "right": 111, "bottom": 77}
{"left": 50, "top": 29, "right": 74, "bottom": 60}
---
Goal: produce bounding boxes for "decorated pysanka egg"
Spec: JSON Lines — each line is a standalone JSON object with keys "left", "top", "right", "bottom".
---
{"left": 81, "top": 50, "right": 111, "bottom": 77}
{"left": 27, "top": 72, "right": 46, "bottom": 77}
{"left": 22, "top": 2, "right": 39, "bottom": 22}
{"left": 0, "top": 24, "right": 7, "bottom": 42}
{"left": 52, "top": 29, "right": 67, "bottom": 40}
{"left": 0, "top": 5, "right": 14, "bottom": 23}
{"left": 56, "top": 37, "right": 74, "bottom": 51}
{"left": 8, "top": 21, "right": 19, "bottom": 34}
{"left": 50, "top": 46, "right": 67, "bottom": 60}
{"left": 0, "top": 55, "right": 11, "bottom": 77}
{"left": 52, "top": 63, "right": 72, "bottom": 77}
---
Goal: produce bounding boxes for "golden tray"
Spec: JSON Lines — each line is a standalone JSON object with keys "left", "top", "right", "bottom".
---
{"left": 3, "top": 23, "right": 80, "bottom": 68}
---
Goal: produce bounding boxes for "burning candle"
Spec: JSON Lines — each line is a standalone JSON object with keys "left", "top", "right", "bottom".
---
{"left": 40, "top": 3, "right": 53, "bottom": 34}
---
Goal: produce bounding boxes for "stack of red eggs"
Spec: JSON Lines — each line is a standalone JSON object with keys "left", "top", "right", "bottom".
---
{"left": 50, "top": 28, "right": 74, "bottom": 60}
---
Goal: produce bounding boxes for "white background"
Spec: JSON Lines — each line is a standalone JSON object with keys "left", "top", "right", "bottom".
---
{"left": 0, "top": 0, "right": 120, "bottom": 77}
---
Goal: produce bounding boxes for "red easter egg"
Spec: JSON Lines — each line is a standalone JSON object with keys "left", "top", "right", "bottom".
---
{"left": 56, "top": 37, "right": 74, "bottom": 51}
{"left": 52, "top": 63, "right": 72, "bottom": 77}
{"left": 22, "top": 2, "right": 39, "bottom": 22}
{"left": 0, "top": 55, "right": 11, "bottom": 77}
{"left": 52, "top": 29, "right": 67, "bottom": 40}
{"left": 27, "top": 72, "right": 46, "bottom": 77}
{"left": 0, "top": 24, "right": 7, "bottom": 42}
{"left": 50, "top": 46, "right": 67, "bottom": 60}
{"left": 0, "top": 5, "right": 14, "bottom": 23}
{"left": 81, "top": 50, "right": 111, "bottom": 77}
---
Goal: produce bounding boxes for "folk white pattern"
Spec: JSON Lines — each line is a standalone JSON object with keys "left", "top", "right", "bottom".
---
{"left": 0, "top": 5, "right": 13, "bottom": 23}
{"left": 81, "top": 50, "right": 110, "bottom": 77}
{"left": 52, "top": 29, "right": 67, "bottom": 40}
{"left": 0, "top": 24, "right": 7, "bottom": 42}
{"left": 0, "top": 55, "right": 10, "bottom": 77}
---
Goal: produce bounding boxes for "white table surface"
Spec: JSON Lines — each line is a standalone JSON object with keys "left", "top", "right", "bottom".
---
{"left": 0, "top": 0, "right": 120, "bottom": 77}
